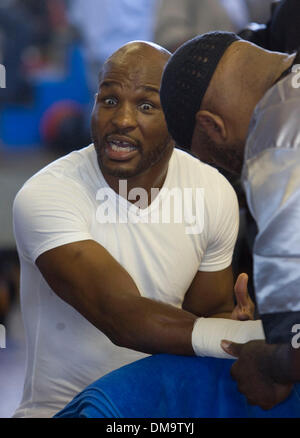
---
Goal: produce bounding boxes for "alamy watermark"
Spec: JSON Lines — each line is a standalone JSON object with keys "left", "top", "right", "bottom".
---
{"left": 96, "top": 180, "right": 205, "bottom": 235}
{"left": 0, "top": 64, "right": 6, "bottom": 89}
{"left": 291, "top": 64, "right": 300, "bottom": 89}
{"left": 0, "top": 324, "right": 6, "bottom": 349}
{"left": 291, "top": 324, "right": 300, "bottom": 349}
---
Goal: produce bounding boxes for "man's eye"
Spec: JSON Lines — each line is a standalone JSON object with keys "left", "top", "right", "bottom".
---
{"left": 140, "top": 103, "right": 154, "bottom": 111}
{"left": 103, "top": 97, "right": 117, "bottom": 105}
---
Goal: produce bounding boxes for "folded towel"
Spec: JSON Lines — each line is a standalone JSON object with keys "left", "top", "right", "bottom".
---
{"left": 54, "top": 354, "right": 300, "bottom": 418}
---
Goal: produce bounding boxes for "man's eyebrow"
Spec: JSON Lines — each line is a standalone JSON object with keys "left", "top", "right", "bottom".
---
{"left": 99, "top": 81, "right": 159, "bottom": 94}
{"left": 99, "top": 80, "right": 121, "bottom": 89}
{"left": 139, "top": 85, "right": 159, "bottom": 94}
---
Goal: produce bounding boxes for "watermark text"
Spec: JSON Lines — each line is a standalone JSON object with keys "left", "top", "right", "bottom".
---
{"left": 291, "top": 64, "right": 300, "bottom": 89}
{"left": 291, "top": 324, "right": 300, "bottom": 349}
{"left": 96, "top": 180, "right": 205, "bottom": 235}
{"left": 0, "top": 324, "right": 6, "bottom": 349}
{"left": 0, "top": 64, "right": 6, "bottom": 88}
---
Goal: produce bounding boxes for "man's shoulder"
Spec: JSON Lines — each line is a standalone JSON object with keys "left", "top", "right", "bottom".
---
{"left": 173, "top": 147, "right": 218, "bottom": 173}
{"left": 171, "top": 148, "right": 238, "bottom": 210}
{"left": 14, "top": 145, "right": 98, "bottom": 213}
{"left": 172, "top": 147, "right": 227, "bottom": 185}
{"left": 22, "top": 144, "right": 96, "bottom": 190}
{"left": 245, "top": 73, "right": 300, "bottom": 162}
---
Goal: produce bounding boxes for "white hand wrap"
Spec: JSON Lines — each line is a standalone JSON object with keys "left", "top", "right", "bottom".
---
{"left": 192, "top": 317, "right": 265, "bottom": 359}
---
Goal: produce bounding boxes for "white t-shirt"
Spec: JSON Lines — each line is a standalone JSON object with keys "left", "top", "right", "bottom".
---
{"left": 13, "top": 145, "right": 239, "bottom": 417}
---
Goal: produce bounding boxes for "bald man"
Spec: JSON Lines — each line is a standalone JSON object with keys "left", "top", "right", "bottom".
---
{"left": 13, "top": 41, "right": 263, "bottom": 418}
{"left": 160, "top": 32, "right": 300, "bottom": 409}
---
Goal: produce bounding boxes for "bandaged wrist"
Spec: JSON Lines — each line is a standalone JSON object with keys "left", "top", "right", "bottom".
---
{"left": 192, "top": 317, "right": 265, "bottom": 359}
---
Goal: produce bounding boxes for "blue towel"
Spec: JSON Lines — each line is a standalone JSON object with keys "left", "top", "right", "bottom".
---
{"left": 54, "top": 354, "right": 300, "bottom": 418}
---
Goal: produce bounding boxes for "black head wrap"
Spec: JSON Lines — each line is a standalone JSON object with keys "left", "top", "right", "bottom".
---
{"left": 160, "top": 31, "right": 240, "bottom": 148}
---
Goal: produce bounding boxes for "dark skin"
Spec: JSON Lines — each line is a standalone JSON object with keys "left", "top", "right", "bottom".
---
{"left": 36, "top": 42, "right": 253, "bottom": 358}
{"left": 221, "top": 340, "right": 300, "bottom": 410}
{"left": 37, "top": 240, "right": 251, "bottom": 355}
{"left": 92, "top": 47, "right": 174, "bottom": 198}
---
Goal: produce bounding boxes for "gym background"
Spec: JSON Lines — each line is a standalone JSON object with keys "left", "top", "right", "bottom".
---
{"left": 0, "top": 0, "right": 274, "bottom": 418}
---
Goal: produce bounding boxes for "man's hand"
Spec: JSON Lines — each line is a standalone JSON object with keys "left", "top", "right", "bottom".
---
{"left": 230, "top": 273, "right": 255, "bottom": 320}
{"left": 221, "top": 339, "right": 294, "bottom": 410}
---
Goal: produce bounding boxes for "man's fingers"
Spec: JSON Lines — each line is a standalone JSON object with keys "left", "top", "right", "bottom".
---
{"left": 234, "top": 273, "right": 249, "bottom": 308}
{"left": 231, "top": 272, "right": 256, "bottom": 321}
{"left": 221, "top": 340, "right": 243, "bottom": 357}
{"left": 236, "top": 311, "right": 251, "bottom": 321}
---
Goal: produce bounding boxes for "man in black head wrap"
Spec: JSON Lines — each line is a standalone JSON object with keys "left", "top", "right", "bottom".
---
{"left": 160, "top": 30, "right": 300, "bottom": 410}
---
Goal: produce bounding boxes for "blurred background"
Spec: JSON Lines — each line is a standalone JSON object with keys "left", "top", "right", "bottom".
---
{"left": 0, "top": 0, "right": 276, "bottom": 418}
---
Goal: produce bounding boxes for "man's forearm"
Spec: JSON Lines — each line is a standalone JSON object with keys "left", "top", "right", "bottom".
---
{"left": 84, "top": 290, "right": 197, "bottom": 356}
{"left": 74, "top": 277, "right": 265, "bottom": 359}
{"left": 37, "top": 241, "right": 263, "bottom": 358}
{"left": 71, "top": 266, "right": 263, "bottom": 358}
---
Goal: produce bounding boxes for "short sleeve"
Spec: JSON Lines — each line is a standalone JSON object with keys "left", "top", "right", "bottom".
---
{"left": 242, "top": 76, "right": 300, "bottom": 343}
{"left": 199, "top": 173, "right": 239, "bottom": 272}
{"left": 243, "top": 147, "right": 300, "bottom": 343}
{"left": 13, "top": 174, "right": 93, "bottom": 263}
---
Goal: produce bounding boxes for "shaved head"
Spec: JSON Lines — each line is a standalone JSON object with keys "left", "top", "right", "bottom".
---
{"left": 109, "top": 40, "right": 171, "bottom": 61}
{"left": 99, "top": 41, "right": 171, "bottom": 84}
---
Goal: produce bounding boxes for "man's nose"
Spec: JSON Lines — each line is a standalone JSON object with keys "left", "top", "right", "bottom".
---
{"left": 111, "top": 103, "right": 136, "bottom": 130}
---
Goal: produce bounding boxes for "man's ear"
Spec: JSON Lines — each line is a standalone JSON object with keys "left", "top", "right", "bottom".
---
{"left": 195, "top": 110, "right": 227, "bottom": 143}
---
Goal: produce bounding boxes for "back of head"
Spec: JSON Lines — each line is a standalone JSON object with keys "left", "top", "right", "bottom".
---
{"left": 160, "top": 31, "right": 240, "bottom": 148}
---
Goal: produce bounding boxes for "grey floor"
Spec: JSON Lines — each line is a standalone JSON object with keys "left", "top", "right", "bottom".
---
{"left": 0, "top": 145, "right": 56, "bottom": 417}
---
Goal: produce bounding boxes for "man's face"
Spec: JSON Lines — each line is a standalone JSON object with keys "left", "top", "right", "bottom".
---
{"left": 192, "top": 126, "right": 245, "bottom": 175}
{"left": 91, "top": 51, "right": 173, "bottom": 179}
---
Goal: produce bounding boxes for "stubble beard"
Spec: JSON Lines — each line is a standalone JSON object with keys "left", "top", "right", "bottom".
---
{"left": 93, "top": 133, "right": 173, "bottom": 179}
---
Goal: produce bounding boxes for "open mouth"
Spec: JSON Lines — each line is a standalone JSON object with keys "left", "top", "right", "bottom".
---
{"left": 105, "top": 138, "right": 139, "bottom": 161}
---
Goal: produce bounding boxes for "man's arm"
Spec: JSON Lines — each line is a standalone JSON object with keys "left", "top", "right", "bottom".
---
{"left": 15, "top": 172, "right": 259, "bottom": 359}
{"left": 182, "top": 267, "right": 254, "bottom": 320}
{"left": 243, "top": 111, "right": 300, "bottom": 344}
{"left": 37, "top": 240, "right": 259, "bottom": 358}
{"left": 36, "top": 239, "right": 197, "bottom": 356}
{"left": 182, "top": 266, "right": 234, "bottom": 318}
{"left": 181, "top": 168, "right": 254, "bottom": 321}
{"left": 224, "top": 87, "right": 300, "bottom": 407}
